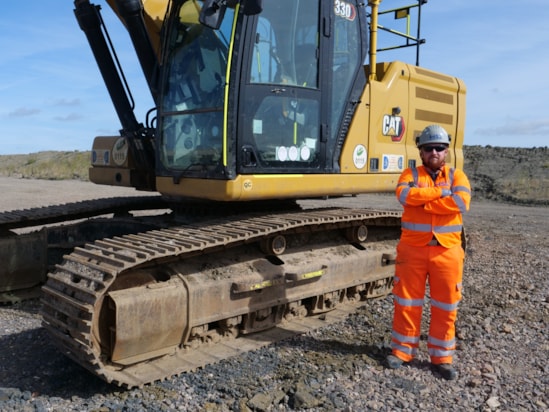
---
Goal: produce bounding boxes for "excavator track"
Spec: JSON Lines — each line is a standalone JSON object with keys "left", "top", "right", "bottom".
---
{"left": 0, "top": 196, "right": 167, "bottom": 231}
{"left": 41, "top": 207, "right": 401, "bottom": 387}
{"left": 0, "top": 196, "right": 169, "bottom": 302}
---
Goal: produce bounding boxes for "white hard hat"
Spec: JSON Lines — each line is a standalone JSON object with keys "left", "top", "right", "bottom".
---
{"left": 415, "top": 125, "right": 451, "bottom": 147}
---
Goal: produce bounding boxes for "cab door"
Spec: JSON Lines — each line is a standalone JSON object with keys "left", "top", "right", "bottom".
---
{"left": 237, "top": 0, "right": 324, "bottom": 174}
{"left": 236, "top": 0, "right": 366, "bottom": 177}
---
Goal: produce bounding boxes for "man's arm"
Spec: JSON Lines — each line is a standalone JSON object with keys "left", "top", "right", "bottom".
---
{"left": 396, "top": 168, "right": 447, "bottom": 207}
{"left": 424, "top": 169, "right": 472, "bottom": 215}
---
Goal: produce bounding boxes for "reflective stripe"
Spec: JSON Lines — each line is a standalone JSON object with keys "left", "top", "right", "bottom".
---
{"left": 428, "top": 347, "right": 454, "bottom": 357}
{"left": 449, "top": 172, "right": 470, "bottom": 212}
{"left": 453, "top": 185, "right": 470, "bottom": 194}
{"left": 392, "top": 330, "right": 420, "bottom": 344}
{"left": 393, "top": 295, "right": 424, "bottom": 307}
{"left": 401, "top": 221, "right": 432, "bottom": 232}
{"left": 402, "top": 222, "right": 462, "bottom": 235}
{"left": 453, "top": 194, "right": 468, "bottom": 213}
{"left": 432, "top": 298, "right": 460, "bottom": 311}
{"left": 412, "top": 168, "right": 419, "bottom": 185}
{"left": 399, "top": 186, "right": 410, "bottom": 205}
{"left": 394, "top": 275, "right": 400, "bottom": 283}
{"left": 434, "top": 224, "right": 462, "bottom": 233}
{"left": 392, "top": 342, "right": 418, "bottom": 356}
{"left": 428, "top": 335, "right": 456, "bottom": 349}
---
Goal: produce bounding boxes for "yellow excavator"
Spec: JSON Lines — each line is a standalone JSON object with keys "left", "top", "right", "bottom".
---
{"left": 0, "top": 0, "right": 465, "bottom": 387}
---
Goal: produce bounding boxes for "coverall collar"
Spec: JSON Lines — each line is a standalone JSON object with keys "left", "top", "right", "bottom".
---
{"left": 422, "top": 163, "right": 447, "bottom": 182}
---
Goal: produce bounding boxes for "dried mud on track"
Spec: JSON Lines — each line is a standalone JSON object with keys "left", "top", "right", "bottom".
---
{"left": 0, "top": 177, "right": 548, "bottom": 411}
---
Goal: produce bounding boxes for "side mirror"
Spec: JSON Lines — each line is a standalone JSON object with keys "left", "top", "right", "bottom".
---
{"left": 243, "top": 0, "right": 263, "bottom": 15}
{"left": 199, "top": 0, "right": 227, "bottom": 30}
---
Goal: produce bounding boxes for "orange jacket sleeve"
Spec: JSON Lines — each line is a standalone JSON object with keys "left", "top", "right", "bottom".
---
{"left": 396, "top": 168, "right": 444, "bottom": 207}
{"left": 424, "top": 169, "right": 471, "bottom": 215}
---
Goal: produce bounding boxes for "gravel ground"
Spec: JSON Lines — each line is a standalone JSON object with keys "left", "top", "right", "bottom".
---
{"left": 0, "top": 178, "right": 548, "bottom": 411}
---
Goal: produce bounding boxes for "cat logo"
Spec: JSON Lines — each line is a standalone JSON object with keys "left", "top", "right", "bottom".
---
{"left": 382, "top": 115, "right": 405, "bottom": 142}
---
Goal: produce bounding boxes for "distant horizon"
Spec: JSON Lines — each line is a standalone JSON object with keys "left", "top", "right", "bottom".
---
{"left": 1, "top": 144, "right": 547, "bottom": 158}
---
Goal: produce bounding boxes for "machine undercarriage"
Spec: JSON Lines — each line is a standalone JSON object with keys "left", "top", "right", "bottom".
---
{"left": 0, "top": 199, "right": 400, "bottom": 387}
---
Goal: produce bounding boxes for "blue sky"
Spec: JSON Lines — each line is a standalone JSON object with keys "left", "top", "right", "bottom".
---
{"left": 1, "top": 1, "right": 548, "bottom": 154}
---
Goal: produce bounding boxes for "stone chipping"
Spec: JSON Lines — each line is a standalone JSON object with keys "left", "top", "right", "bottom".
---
{"left": 0, "top": 179, "right": 547, "bottom": 411}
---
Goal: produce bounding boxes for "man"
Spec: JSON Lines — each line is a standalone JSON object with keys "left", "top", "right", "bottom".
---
{"left": 386, "top": 124, "right": 471, "bottom": 380}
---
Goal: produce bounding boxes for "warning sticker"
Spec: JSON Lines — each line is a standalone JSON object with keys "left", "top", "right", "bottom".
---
{"left": 382, "top": 154, "right": 404, "bottom": 172}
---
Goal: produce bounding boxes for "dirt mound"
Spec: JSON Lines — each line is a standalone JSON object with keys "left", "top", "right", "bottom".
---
{"left": 0, "top": 151, "right": 89, "bottom": 181}
{"left": 464, "top": 146, "right": 548, "bottom": 205}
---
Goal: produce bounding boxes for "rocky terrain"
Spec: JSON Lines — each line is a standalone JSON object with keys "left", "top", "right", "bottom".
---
{"left": 0, "top": 145, "right": 547, "bottom": 205}
{"left": 464, "top": 146, "right": 548, "bottom": 205}
{"left": 0, "top": 146, "right": 547, "bottom": 411}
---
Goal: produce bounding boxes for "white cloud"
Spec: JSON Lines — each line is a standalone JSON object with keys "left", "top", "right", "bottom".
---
{"left": 54, "top": 113, "right": 84, "bottom": 122}
{"left": 476, "top": 118, "right": 549, "bottom": 137}
{"left": 7, "top": 107, "right": 40, "bottom": 118}
{"left": 52, "top": 99, "right": 82, "bottom": 107}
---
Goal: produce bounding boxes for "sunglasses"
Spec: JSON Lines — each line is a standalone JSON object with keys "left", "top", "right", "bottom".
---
{"left": 421, "top": 145, "right": 447, "bottom": 153}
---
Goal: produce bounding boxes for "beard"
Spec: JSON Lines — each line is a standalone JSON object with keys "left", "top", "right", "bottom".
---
{"left": 421, "top": 155, "right": 446, "bottom": 172}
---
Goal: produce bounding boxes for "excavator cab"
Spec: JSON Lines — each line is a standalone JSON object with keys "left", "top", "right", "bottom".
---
{"left": 87, "top": 0, "right": 371, "bottom": 200}
{"left": 155, "top": 0, "right": 366, "bottom": 195}
{"left": 86, "top": 0, "right": 465, "bottom": 202}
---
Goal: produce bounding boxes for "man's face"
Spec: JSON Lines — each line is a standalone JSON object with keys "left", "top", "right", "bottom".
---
{"left": 420, "top": 144, "right": 448, "bottom": 170}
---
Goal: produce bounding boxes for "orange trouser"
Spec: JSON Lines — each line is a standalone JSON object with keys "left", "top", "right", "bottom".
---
{"left": 391, "top": 242, "right": 464, "bottom": 364}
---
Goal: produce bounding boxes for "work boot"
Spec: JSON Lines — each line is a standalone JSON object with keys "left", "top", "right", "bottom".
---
{"left": 432, "top": 363, "right": 458, "bottom": 380}
{"left": 385, "top": 354, "right": 404, "bottom": 369}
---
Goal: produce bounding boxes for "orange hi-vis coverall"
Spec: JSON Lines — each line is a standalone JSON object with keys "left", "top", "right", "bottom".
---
{"left": 392, "top": 164, "right": 471, "bottom": 365}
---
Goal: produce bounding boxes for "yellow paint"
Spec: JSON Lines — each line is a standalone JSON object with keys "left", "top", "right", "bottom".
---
{"left": 156, "top": 173, "right": 399, "bottom": 201}
{"left": 340, "top": 61, "right": 464, "bottom": 174}
{"left": 106, "top": 0, "right": 170, "bottom": 59}
{"left": 223, "top": 5, "right": 239, "bottom": 166}
{"left": 299, "top": 269, "right": 325, "bottom": 280}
